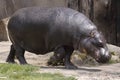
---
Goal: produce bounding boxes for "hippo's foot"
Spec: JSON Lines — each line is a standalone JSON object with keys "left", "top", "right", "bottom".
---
{"left": 6, "top": 45, "right": 16, "bottom": 64}
{"left": 65, "top": 62, "right": 78, "bottom": 69}
{"left": 6, "top": 59, "right": 16, "bottom": 64}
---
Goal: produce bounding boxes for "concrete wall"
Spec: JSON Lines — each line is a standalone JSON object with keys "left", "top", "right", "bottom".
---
{"left": 33, "top": 0, "right": 67, "bottom": 7}
{"left": 0, "top": 0, "right": 67, "bottom": 19}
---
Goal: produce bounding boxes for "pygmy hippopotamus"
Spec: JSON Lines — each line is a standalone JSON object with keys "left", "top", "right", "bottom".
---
{"left": 6, "top": 7, "right": 111, "bottom": 69}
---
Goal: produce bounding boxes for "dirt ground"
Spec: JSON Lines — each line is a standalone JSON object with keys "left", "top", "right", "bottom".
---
{"left": 0, "top": 41, "right": 120, "bottom": 80}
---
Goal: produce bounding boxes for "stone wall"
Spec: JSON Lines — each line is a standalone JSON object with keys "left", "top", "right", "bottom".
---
{"left": 0, "top": 0, "right": 67, "bottom": 19}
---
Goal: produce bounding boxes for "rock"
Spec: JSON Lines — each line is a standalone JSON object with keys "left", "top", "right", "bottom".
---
{"left": 72, "top": 51, "right": 99, "bottom": 66}
{"left": 107, "top": 44, "right": 120, "bottom": 63}
{"left": 72, "top": 44, "right": 120, "bottom": 66}
{"left": 107, "top": 44, "right": 120, "bottom": 55}
{"left": 0, "top": 17, "right": 10, "bottom": 41}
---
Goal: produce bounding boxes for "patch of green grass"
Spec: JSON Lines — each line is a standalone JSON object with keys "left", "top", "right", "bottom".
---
{"left": 110, "top": 52, "right": 116, "bottom": 55}
{"left": 108, "top": 59, "right": 120, "bottom": 64}
{"left": 107, "top": 51, "right": 120, "bottom": 64}
{"left": 0, "top": 63, "right": 76, "bottom": 80}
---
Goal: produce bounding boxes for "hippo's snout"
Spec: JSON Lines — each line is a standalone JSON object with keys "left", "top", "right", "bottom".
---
{"left": 95, "top": 48, "right": 111, "bottom": 63}
{"left": 96, "top": 53, "right": 111, "bottom": 63}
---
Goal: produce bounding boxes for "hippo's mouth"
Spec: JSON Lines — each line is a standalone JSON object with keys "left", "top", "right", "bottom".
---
{"left": 94, "top": 48, "right": 111, "bottom": 63}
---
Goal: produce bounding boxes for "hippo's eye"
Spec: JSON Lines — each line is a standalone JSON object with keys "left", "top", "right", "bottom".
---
{"left": 91, "top": 37, "right": 104, "bottom": 47}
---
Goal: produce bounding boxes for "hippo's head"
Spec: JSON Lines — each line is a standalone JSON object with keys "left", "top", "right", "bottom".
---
{"left": 82, "top": 30, "right": 111, "bottom": 63}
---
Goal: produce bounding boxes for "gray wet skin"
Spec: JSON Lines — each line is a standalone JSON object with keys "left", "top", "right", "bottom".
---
{"left": 6, "top": 7, "right": 111, "bottom": 69}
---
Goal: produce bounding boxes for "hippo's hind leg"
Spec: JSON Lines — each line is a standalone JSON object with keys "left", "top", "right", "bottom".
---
{"left": 14, "top": 46, "right": 27, "bottom": 64}
{"left": 48, "top": 46, "right": 65, "bottom": 66}
{"left": 6, "top": 45, "right": 16, "bottom": 63}
{"left": 64, "top": 46, "right": 77, "bottom": 69}
{"left": 6, "top": 44, "right": 27, "bottom": 64}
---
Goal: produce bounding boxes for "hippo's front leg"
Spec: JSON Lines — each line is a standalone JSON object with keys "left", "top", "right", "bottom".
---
{"left": 64, "top": 46, "right": 78, "bottom": 69}
{"left": 48, "top": 46, "right": 65, "bottom": 66}
{"left": 48, "top": 46, "right": 77, "bottom": 69}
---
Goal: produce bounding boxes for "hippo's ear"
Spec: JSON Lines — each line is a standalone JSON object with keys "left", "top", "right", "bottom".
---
{"left": 99, "top": 31, "right": 103, "bottom": 35}
{"left": 99, "top": 31, "right": 107, "bottom": 43}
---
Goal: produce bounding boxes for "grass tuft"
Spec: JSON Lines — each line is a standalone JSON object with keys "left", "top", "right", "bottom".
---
{"left": 0, "top": 63, "right": 76, "bottom": 80}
